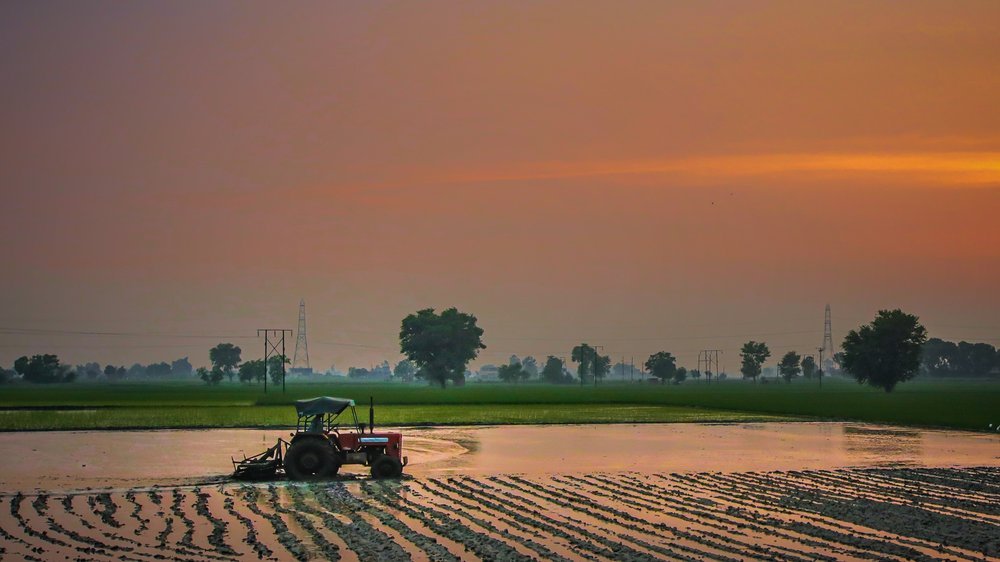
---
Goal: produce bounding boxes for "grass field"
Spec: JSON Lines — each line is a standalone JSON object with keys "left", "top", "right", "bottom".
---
{"left": 0, "top": 377, "right": 996, "bottom": 431}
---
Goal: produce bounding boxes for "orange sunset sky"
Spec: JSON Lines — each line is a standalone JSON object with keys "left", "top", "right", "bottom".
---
{"left": 1, "top": 1, "right": 998, "bottom": 372}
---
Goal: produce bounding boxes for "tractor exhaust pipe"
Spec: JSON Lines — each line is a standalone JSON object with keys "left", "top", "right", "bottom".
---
{"left": 369, "top": 396, "right": 374, "bottom": 434}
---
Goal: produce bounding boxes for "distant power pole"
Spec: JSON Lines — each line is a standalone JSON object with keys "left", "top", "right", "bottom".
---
{"left": 258, "top": 329, "right": 293, "bottom": 393}
{"left": 698, "top": 350, "right": 722, "bottom": 383}
{"left": 292, "top": 299, "right": 310, "bottom": 372}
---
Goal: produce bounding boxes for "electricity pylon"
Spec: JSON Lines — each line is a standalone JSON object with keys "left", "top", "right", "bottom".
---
{"left": 292, "top": 299, "right": 310, "bottom": 371}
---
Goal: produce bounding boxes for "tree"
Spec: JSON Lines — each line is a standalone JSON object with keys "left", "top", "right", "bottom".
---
{"left": 778, "top": 351, "right": 801, "bottom": 383}
{"left": 644, "top": 352, "right": 677, "bottom": 384}
{"left": 399, "top": 308, "right": 486, "bottom": 388}
{"left": 571, "top": 344, "right": 595, "bottom": 382}
{"left": 593, "top": 353, "right": 611, "bottom": 383}
{"left": 14, "top": 354, "right": 75, "bottom": 383}
{"left": 740, "top": 341, "right": 771, "bottom": 383}
{"left": 146, "top": 362, "right": 172, "bottom": 378}
{"left": 521, "top": 356, "right": 538, "bottom": 378}
{"left": 498, "top": 362, "right": 526, "bottom": 383}
{"left": 268, "top": 354, "right": 290, "bottom": 385}
{"left": 801, "top": 356, "right": 818, "bottom": 379}
{"left": 393, "top": 360, "right": 417, "bottom": 382}
{"left": 673, "top": 366, "right": 688, "bottom": 385}
{"left": 171, "top": 357, "right": 193, "bottom": 377}
{"left": 238, "top": 359, "right": 265, "bottom": 384}
{"left": 842, "top": 309, "right": 928, "bottom": 392}
{"left": 689, "top": 369, "right": 701, "bottom": 381}
{"left": 209, "top": 343, "right": 242, "bottom": 383}
{"left": 541, "top": 356, "right": 568, "bottom": 384}
{"left": 198, "top": 366, "right": 223, "bottom": 385}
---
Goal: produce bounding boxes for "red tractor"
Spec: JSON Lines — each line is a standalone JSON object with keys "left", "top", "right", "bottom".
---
{"left": 233, "top": 396, "right": 407, "bottom": 480}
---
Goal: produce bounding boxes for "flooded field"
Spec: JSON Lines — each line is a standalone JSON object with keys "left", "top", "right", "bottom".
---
{"left": 0, "top": 422, "right": 996, "bottom": 491}
{"left": 1, "top": 467, "right": 998, "bottom": 561}
{"left": 1, "top": 422, "right": 997, "bottom": 560}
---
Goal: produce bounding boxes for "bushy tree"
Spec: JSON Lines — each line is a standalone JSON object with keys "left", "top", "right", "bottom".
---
{"left": 498, "top": 362, "right": 528, "bottom": 383}
{"left": 268, "top": 354, "right": 290, "bottom": 385}
{"left": 801, "top": 356, "right": 817, "bottom": 379}
{"left": 171, "top": 357, "right": 193, "bottom": 377}
{"left": 571, "top": 344, "right": 595, "bottom": 382}
{"left": 238, "top": 359, "right": 265, "bottom": 384}
{"left": 541, "top": 356, "right": 569, "bottom": 384}
{"left": 14, "top": 354, "right": 75, "bottom": 383}
{"left": 673, "top": 366, "right": 688, "bottom": 385}
{"left": 842, "top": 309, "right": 927, "bottom": 392}
{"left": 740, "top": 341, "right": 771, "bottom": 382}
{"left": 521, "top": 356, "right": 538, "bottom": 378}
{"left": 778, "top": 351, "right": 801, "bottom": 383}
{"left": 198, "top": 366, "right": 223, "bottom": 385}
{"left": 146, "top": 362, "right": 172, "bottom": 378}
{"left": 393, "top": 359, "right": 417, "bottom": 381}
{"left": 644, "top": 352, "right": 677, "bottom": 384}
{"left": 209, "top": 343, "right": 242, "bottom": 383}
{"left": 399, "top": 308, "right": 485, "bottom": 388}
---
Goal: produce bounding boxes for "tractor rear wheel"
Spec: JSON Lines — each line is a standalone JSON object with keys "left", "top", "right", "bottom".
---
{"left": 370, "top": 455, "right": 403, "bottom": 479}
{"left": 285, "top": 439, "right": 339, "bottom": 481}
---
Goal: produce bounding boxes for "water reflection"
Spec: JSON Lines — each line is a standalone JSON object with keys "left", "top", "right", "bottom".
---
{"left": 842, "top": 425, "right": 922, "bottom": 466}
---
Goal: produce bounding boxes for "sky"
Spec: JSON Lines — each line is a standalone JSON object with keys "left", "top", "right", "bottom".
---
{"left": 1, "top": 1, "right": 998, "bottom": 372}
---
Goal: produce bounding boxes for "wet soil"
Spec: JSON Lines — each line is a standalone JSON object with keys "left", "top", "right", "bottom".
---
{"left": 0, "top": 467, "right": 997, "bottom": 561}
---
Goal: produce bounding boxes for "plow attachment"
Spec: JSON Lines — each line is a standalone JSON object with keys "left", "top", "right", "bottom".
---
{"left": 232, "top": 439, "right": 288, "bottom": 480}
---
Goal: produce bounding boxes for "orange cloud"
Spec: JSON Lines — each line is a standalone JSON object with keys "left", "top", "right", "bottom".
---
{"left": 430, "top": 152, "right": 1000, "bottom": 187}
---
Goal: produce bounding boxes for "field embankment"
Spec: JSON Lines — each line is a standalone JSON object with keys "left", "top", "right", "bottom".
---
{"left": 0, "top": 378, "right": 996, "bottom": 431}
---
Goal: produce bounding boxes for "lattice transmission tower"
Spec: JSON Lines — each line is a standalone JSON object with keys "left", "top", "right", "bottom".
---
{"left": 292, "top": 299, "right": 310, "bottom": 371}
{"left": 820, "top": 304, "right": 834, "bottom": 368}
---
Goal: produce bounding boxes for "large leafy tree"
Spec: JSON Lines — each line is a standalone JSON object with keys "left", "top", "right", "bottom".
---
{"left": 209, "top": 343, "right": 242, "bottom": 383}
{"left": 498, "top": 362, "right": 528, "bottom": 384}
{"left": 541, "top": 356, "right": 567, "bottom": 384}
{"left": 801, "top": 355, "right": 818, "bottom": 379}
{"left": 778, "top": 351, "right": 801, "bottom": 383}
{"left": 238, "top": 359, "right": 265, "bottom": 384}
{"left": 842, "top": 309, "right": 927, "bottom": 392}
{"left": 644, "top": 351, "right": 677, "bottom": 384}
{"left": 267, "top": 354, "right": 290, "bottom": 385}
{"left": 393, "top": 359, "right": 417, "bottom": 381}
{"left": 592, "top": 353, "right": 611, "bottom": 383}
{"left": 740, "top": 341, "right": 771, "bottom": 383}
{"left": 521, "top": 356, "right": 539, "bottom": 378}
{"left": 571, "top": 344, "right": 595, "bottom": 382}
{"left": 14, "top": 354, "right": 75, "bottom": 383}
{"left": 399, "top": 308, "right": 486, "bottom": 388}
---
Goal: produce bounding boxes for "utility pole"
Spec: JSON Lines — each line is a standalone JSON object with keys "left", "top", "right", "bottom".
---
{"left": 817, "top": 346, "right": 824, "bottom": 388}
{"left": 821, "top": 304, "right": 833, "bottom": 372}
{"left": 698, "top": 350, "right": 722, "bottom": 384}
{"left": 258, "top": 329, "right": 292, "bottom": 394}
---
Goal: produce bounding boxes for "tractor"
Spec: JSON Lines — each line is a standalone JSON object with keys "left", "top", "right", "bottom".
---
{"left": 232, "top": 396, "right": 407, "bottom": 480}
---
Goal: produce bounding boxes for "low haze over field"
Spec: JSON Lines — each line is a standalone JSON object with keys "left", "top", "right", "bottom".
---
{"left": 1, "top": 1, "right": 998, "bottom": 369}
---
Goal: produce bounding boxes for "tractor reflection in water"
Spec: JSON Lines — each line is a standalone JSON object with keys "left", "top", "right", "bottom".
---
{"left": 233, "top": 396, "right": 407, "bottom": 480}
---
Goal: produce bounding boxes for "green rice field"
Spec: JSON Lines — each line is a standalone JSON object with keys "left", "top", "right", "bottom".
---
{"left": 0, "top": 377, "right": 996, "bottom": 431}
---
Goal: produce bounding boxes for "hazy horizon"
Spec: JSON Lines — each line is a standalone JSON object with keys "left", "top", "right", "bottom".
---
{"left": 2, "top": 1, "right": 998, "bottom": 371}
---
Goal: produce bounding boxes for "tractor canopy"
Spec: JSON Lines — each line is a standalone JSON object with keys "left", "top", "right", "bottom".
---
{"left": 294, "top": 396, "right": 355, "bottom": 417}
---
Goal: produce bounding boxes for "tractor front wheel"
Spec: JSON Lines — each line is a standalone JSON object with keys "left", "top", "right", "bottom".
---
{"left": 285, "top": 439, "right": 339, "bottom": 481}
{"left": 370, "top": 455, "right": 403, "bottom": 479}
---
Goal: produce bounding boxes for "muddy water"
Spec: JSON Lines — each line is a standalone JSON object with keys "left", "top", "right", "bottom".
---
{"left": 0, "top": 422, "right": 997, "bottom": 492}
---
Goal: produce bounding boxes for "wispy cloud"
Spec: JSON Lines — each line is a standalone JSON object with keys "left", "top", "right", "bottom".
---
{"left": 429, "top": 152, "right": 1000, "bottom": 187}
